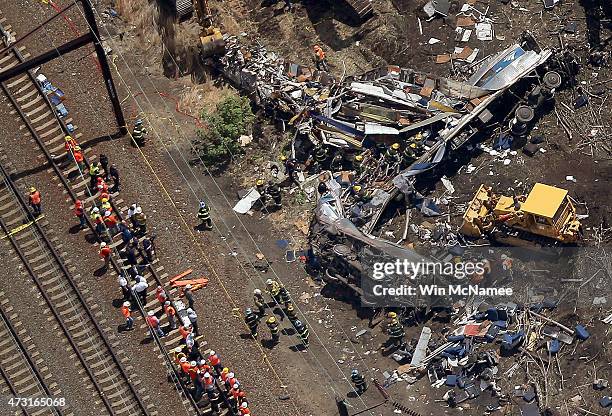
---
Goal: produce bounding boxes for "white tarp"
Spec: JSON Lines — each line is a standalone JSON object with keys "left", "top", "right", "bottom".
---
{"left": 233, "top": 188, "right": 261, "bottom": 214}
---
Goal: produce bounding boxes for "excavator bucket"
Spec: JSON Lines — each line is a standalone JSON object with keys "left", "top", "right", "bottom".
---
{"left": 200, "top": 28, "right": 225, "bottom": 58}
{"left": 460, "top": 184, "right": 492, "bottom": 237}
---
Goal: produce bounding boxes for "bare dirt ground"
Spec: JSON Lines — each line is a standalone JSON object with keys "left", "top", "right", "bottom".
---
{"left": 0, "top": 0, "right": 609, "bottom": 415}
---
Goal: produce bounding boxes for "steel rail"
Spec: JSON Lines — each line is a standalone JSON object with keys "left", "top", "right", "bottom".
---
{"left": 0, "top": 159, "right": 150, "bottom": 416}
{"left": 0, "top": 302, "right": 65, "bottom": 416}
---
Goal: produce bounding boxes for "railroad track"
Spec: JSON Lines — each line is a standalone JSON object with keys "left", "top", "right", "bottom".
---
{"left": 0, "top": 292, "right": 69, "bottom": 416}
{"left": 0, "top": 154, "right": 155, "bottom": 416}
{"left": 0, "top": 10, "right": 234, "bottom": 415}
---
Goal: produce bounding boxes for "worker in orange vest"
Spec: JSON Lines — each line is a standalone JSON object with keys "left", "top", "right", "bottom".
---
{"left": 72, "top": 146, "right": 86, "bottom": 173}
{"left": 103, "top": 211, "right": 119, "bottom": 235}
{"left": 179, "top": 324, "right": 193, "bottom": 340}
{"left": 99, "top": 242, "right": 111, "bottom": 267}
{"left": 179, "top": 356, "right": 191, "bottom": 379}
{"left": 313, "top": 45, "right": 328, "bottom": 71}
{"left": 208, "top": 350, "right": 222, "bottom": 374}
{"left": 240, "top": 401, "right": 251, "bottom": 415}
{"left": 28, "top": 187, "right": 42, "bottom": 217}
{"left": 121, "top": 301, "right": 134, "bottom": 330}
{"left": 164, "top": 301, "right": 177, "bottom": 330}
{"left": 64, "top": 135, "right": 78, "bottom": 152}
{"left": 96, "top": 177, "right": 109, "bottom": 195}
{"left": 74, "top": 199, "right": 86, "bottom": 229}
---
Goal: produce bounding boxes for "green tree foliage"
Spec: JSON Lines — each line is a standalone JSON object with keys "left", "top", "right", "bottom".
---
{"left": 193, "top": 95, "right": 254, "bottom": 167}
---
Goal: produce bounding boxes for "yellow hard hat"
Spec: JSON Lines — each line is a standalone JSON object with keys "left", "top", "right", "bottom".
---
{"left": 287, "top": 304, "right": 294, "bottom": 311}
{"left": 64, "top": 135, "right": 73, "bottom": 141}
{"left": 280, "top": 155, "right": 287, "bottom": 161}
{"left": 391, "top": 143, "right": 400, "bottom": 150}
{"left": 29, "top": 187, "right": 36, "bottom": 193}
{"left": 355, "top": 155, "right": 363, "bottom": 161}
{"left": 387, "top": 312, "right": 397, "bottom": 319}
{"left": 353, "top": 185, "right": 362, "bottom": 192}
{"left": 101, "top": 198, "right": 108, "bottom": 203}
{"left": 267, "top": 316, "right": 276, "bottom": 324}
{"left": 256, "top": 179, "right": 265, "bottom": 186}
{"left": 222, "top": 367, "right": 229, "bottom": 373}
{"left": 410, "top": 143, "right": 417, "bottom": 148}
{"left": 74, "top": 146, "right": 81, "bottom": 151}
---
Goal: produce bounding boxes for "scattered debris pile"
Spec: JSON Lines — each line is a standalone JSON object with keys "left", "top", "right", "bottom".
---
{"left": 218, "top": 33, "right": 581, "bottom": 301}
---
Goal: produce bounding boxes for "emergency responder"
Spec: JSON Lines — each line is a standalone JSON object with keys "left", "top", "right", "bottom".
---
{"left": 313, "top": 45, "right": 328, "bottom": 71}
{"left": 183, "top": 284, "right": 195, "bottom": 309}
{"left": 142, "top": 237, "right": 155, "bottom": 263}
{"left": 266, "top": 182, "right": 282, "bottom": 208}
{"left": 244, "top": 308, "right": 259, "bottom": 339}
{"left": 387, "top": 317, "right": 406, "bottom": 349}
{"left": 278, "top": 285, "right": 291, "bottom": 308}
{"left": 385, "top": 143, "right": 401, "bottom": 165}
{"left": 294, "top": 319, "right": 309, "bottom": 349}
{"left": 89, "top": 161, "right": 100, "bottom": 190}
{"left": 266, "top": 316, "right": 280, "bottom": 344}
{"left": 353, "top": 154, "right": 364, "bottom": 175}
{"left": 208, "top": 351, "right": 222, "bottom": 374}
{"left": 99, "top": 242, "right": 111, "bottom": 268}
{"left": 255, "top": 179, "right": 267, "bottom": 203}
{"left": 253, "top": 288, "right": 266, "bottom": 316}
{"left": 132, "top": 119, "right": 147, "bottom": 147}
{"left": 402, "top": 142, "right": 417, "bottom": 167}
{"left": 285, "top": 303, "right": 298, "bottom": 325}
{"left": 164, "top": 301, "right": 177, "bottom": 330}
{"left": 312, "top": 146, "right": 328, "bottom": 171}
{"left": 330, "top": 153, "right": 344, "bottom": 171}
{"left": 109, "top": 164, "right": 120, "bottom": 193}
{"left": 351, "top": 369, "right": 367, "bottom": 394}
{"left": 132, "top": 206, "right": 147, "bottom": 235}
{"left": 197, "top": 200, "right": 212, "bottom": 230}
{"left": 28, "top": 187, "right": 42, "bottom": 217}
{"left": 186, "top": 308, "right": 199, "bottom": 336}
{"left": 121, "top": 301, "right": 133, "bottom": 330}
{"left": 99, "top": 154, "right": 109, "bottom": 180}
{"left": 74, "top": 200, "right": 86, "bottom": 229}
{"left": 118, "top": 274, "right": 131, "bottom": 302}
{"left": 282, "top": 156, "right": 299, "bottom": 184}
{"left": 64, "top": 135, "right": 78, "bottom": 153}
{"left": 266, "top": 279, "right": 282, "bottom": 304}
{"left": 351, "top": 184, "right": 372, "bottom": 204}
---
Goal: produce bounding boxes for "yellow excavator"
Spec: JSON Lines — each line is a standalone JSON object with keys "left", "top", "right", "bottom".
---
{"left": 461, "top": 183, "right": 582, "bottom": 245}
{"left": 172, "top": 0, "right": 225, "bottom": 58}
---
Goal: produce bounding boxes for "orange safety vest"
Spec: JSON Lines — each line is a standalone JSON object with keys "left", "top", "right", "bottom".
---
{"left": 180, "top": 361, "right": 191, "bottom": 374}
{"left": 179, "top": 326, "right": 192, "bottom": 339}
{"left": 188, "top": 367, "right": 199, "bottom": 381}
{"left": 204, "top": 376, "right": 214, "bottom": 387}
{"left": 74, "top": 202, "right": 84, "bottom": 216}
{"left": 104, "top": 216, "right": 118, "bottom": 227}
{"left": 74, "top": 151, "right": 84, "bottom": 163}
{"left": 240, "top": 408, "right": 251, "bottom": 415}
{"left": 199, "top": 364, "right": 211, "bottom": 374}
{"left": 30, "top": 191, "right": 41, "bottom": 205}
{"left": 164, "top": 305, "right": 176, "bottom": 316}
{"left": 314, "top": 48, "right": 325, "bottom": 61}
{"left": 156, "top": 289, "right": 166, "bottom": 304}
{"left": 121, "top": 306, "right": 131, "bottom": 318}
{"left": 209, "top": 354, "right": 220, "bottom": 366}
{"left": 99, "top": 247, "right": 111, "bottom": 258}
{"left": 220, "top": 370, "right": 229, "bottom": 382}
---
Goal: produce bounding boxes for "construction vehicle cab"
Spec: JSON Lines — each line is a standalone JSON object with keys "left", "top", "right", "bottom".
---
{"left": 461, "top": 183, "right": 581, "bottom": 244}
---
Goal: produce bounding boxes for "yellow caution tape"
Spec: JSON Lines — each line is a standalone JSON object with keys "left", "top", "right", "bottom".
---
{"left": 1, "top": 214, "right": 45, "bottom": 239}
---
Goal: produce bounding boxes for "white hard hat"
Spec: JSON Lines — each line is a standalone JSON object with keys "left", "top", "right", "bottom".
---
{"left": 204, "top": 372, "right": 211, "bottom": 378}
{"left": 135, "top": 207, "right": 142, "bottom": 214}
{"left": 266, "top": 279, "right": 273, "bottom": 285}
{"left": 233, "top": 382, "right": 239, "bottom": 389}
{"left": 227, "top": 372, "right": 234, "bottom": 378}
{"left": 185, "top": 284, "right": 192, "bottom": 289}
{"left": 104, "top": 211, "right": 111, "bottom": 217}
{"left": 92, "top": 207, "right": 99, "bottom": 213}
{"left": 100, "top": 242, "right": 107, "bottom": 247}
{"left": 131, "top": 203, "right": 137, "bottom": 209}
{"left": 241, "top": 402, "right": 248, "bottom": 408}
{"left": 180, "top": 357, "right": 187, "bottom": 363}
{"left": 199, "top": 359, "right": 206, "bottom": 365}
{"left": 209, "top": 350, "right": 215, "bottom": 356}
{"left": 190, "top": 361, "right": 197, "bottom": 366}
{"left": 123, "top": 301, "right": 130, "bottom": 307}
{"left": 254, "top": 289, "right": 262, "bottom": 295}
{"left": 148, "top": 311, "right": 154, "bottom": 316}
{"left": 164, "top": 300, "right": 170, "bottom": 306}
